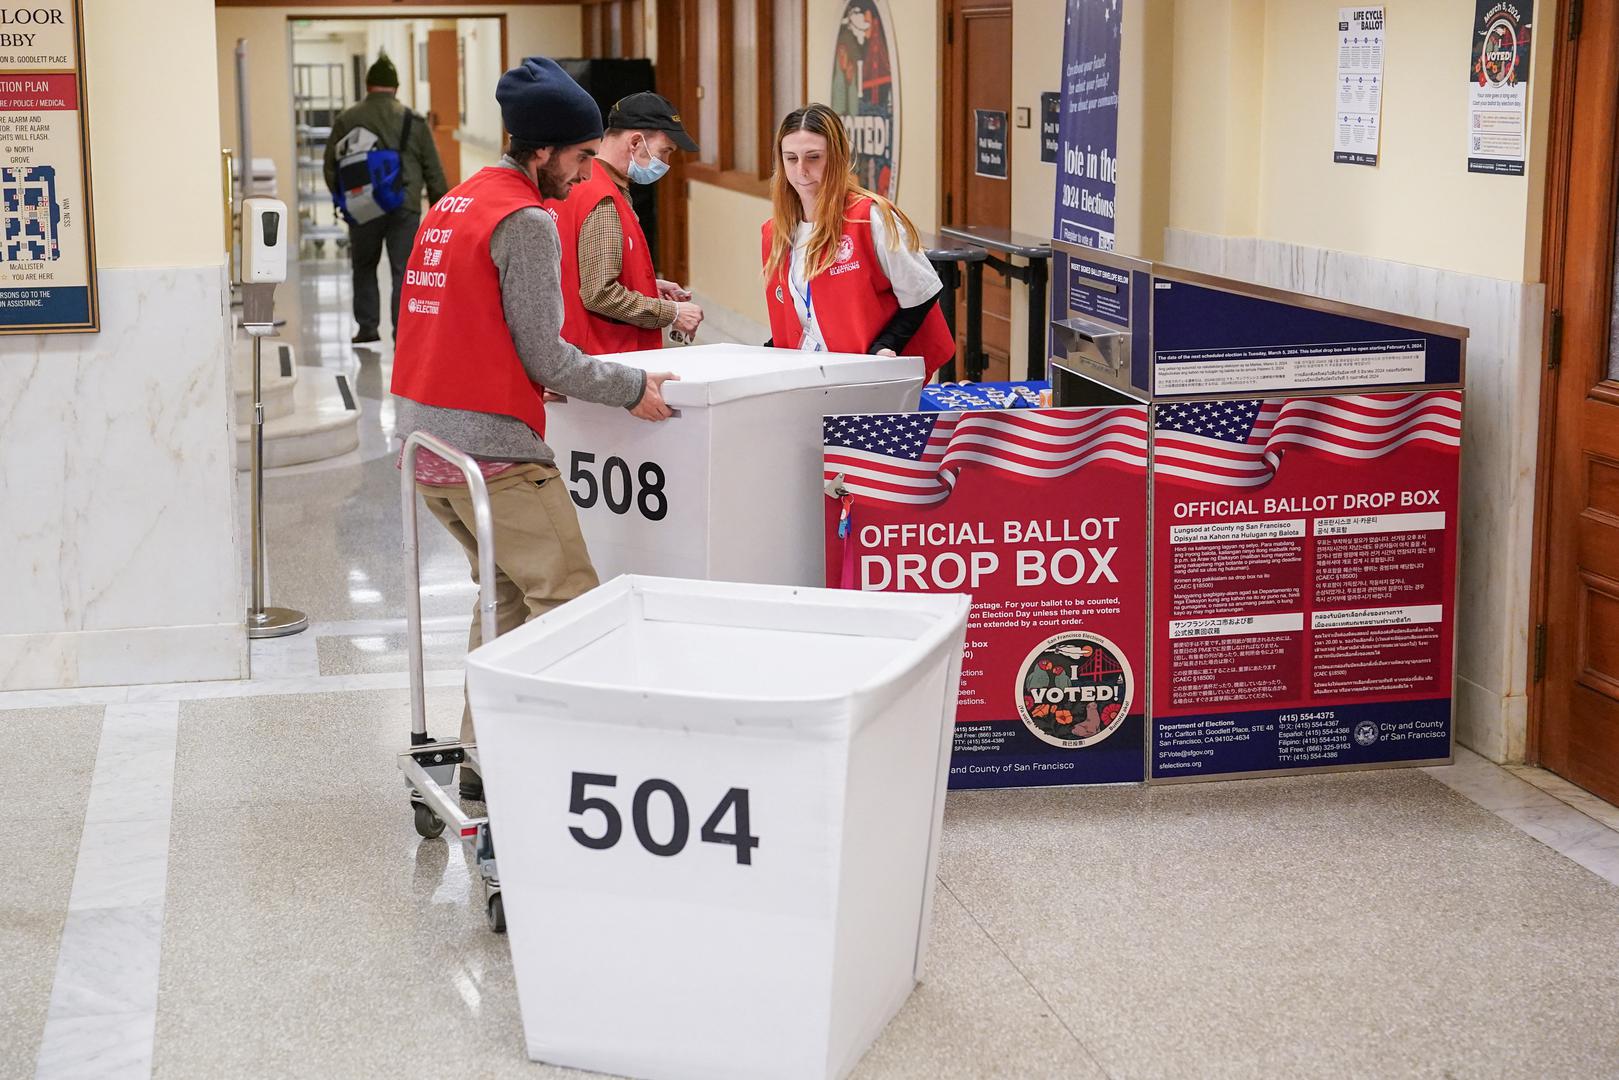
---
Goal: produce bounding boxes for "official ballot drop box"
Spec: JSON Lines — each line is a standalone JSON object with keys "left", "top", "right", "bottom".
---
{"left": 465, "top": 575, "right": 970, "bottom": 1080}
{"left": 545, "top": 344, "right": 924, "bottom": 588}
{"left": 1046, "top": 244, "right": 1469, "bottom": 784}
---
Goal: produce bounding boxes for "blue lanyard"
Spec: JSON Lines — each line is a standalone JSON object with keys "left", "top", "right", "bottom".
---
{"left": 793, "top": 271, "right": 824, "bottom": 351}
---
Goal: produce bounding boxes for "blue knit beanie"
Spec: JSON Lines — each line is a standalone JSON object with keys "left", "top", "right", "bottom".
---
{"left": 497, "top": 57, "right": 604, "bottom": 146}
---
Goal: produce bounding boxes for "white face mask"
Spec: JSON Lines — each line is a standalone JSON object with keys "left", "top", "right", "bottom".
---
{"left": 627, "top": 137, "right": 670, "bottom": 185}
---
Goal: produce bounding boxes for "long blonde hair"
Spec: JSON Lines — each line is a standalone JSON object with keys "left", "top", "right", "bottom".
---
{"left": 765, "top": 103, "right": 922, "bottom": 282}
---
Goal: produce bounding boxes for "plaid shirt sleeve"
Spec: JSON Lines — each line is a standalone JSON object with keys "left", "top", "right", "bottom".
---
{"left": 576, "top": 199, "right": 678, "bottom": 330}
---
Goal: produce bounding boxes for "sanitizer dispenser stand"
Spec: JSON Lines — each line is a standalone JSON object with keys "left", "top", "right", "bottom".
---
{"left": 240, "top": 197, "right": 308, "bottom": 640}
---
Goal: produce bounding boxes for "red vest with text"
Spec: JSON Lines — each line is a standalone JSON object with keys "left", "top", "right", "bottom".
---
{"left": 761, "top": 197, "right": 955, "bottom": 376}
{"left": 547, "top": 167, "right": 663, "bottom": 355}
{"left": 391, "top": 167, "right": 549, "bottom": 437}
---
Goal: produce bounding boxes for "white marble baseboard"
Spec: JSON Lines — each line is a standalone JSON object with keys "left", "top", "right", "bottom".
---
{"left": 0, "top": 622, "right": 245, "bottom": 693}
{"left": 1163, "top": 228, "right": 1543, "bottom": 764}
{"left": 0, "top": 263, "right": 244, "bottom": 693}
{"left": 1456, "top": 674, "right": 1529, "bottom": 765}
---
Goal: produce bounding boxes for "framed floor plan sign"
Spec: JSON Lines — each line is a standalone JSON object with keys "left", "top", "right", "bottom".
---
{"left": 0, "top": 0, "right": 98, "bottom": 335}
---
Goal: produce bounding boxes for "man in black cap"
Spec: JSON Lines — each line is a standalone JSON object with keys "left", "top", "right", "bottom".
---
{"left": 547, "top": 92, "right": 704, "bottom": 354}
{"left": 390, "top": 57, "right": 677, "bottom": 803}
{"left": 324, "top": 54, "right": 449, "bottom": 345}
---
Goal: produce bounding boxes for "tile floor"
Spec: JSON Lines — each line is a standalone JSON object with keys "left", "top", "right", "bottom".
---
{"left": 7, "top": 256, "right": 1619, "bottom": 1080}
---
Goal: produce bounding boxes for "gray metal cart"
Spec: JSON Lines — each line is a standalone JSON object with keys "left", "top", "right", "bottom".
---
{"left": 396, "top": 432, "right": 505, "bottom": 933}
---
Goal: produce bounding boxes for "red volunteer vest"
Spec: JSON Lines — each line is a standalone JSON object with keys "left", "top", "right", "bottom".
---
{"left": 547, "top": 167, "right": 663, "bottom": 355}
{"left": 392, "top": 167, "right": 549, "bottom": 437}
{"left": 761, "top": 197, "right": 955, "bottom": 376}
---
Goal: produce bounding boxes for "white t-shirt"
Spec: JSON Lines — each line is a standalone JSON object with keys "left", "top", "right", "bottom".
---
{"left": 786, "top": 210, "right": 942, "bottom": 352}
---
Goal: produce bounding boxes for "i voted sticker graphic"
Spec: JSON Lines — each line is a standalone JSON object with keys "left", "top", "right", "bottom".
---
{"left": 1016, "top": 631, "right": 1132, "bottom": 749}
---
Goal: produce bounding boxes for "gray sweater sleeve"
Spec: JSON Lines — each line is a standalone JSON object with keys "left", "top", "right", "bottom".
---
{"left": 489, "top": 207, "right": 647, "bottom": 408}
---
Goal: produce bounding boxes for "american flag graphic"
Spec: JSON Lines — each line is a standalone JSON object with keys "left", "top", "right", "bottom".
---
{"left": 1153, "top": 391, "right": 1462, "bottom": 489}
{"left": 823, "top": 408, "right": 1149, "bottom": 506}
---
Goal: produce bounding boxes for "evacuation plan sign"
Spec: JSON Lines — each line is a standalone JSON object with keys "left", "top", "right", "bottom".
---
{"left": 0, "top": 0, "right": 97, "bottom": 334}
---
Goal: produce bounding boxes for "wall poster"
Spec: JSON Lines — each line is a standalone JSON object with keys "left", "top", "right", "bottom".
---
{"left": 1051, "top": 0, "right": 1121, "bottom": 250}
{"left": 0, "top": 0, "right": 97, "bottom": 334}
{"left": 1040, "top": 91, "right": 1061, "bottom": 164}
{"left": 1333, "top": 6, "right": 1384, "bottom": 167}
{"left": 974, "top": 109, "right": 1008, "bottom": 179}
{"left": 824, "top": 406, "right": 1150, "bottom": 789}
{"left": 1467, "top": 0, "right": 1533, "bottom": 175}
{"left": 831, "top": 0, "right": 900, "bottom": 200}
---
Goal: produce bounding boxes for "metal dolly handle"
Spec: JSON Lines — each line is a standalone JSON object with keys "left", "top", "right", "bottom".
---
{"left": 401, "top": 431, "right": 499, "bottom": 741}
{"left": 397, "top": 432, "right": 507, "bottom": 932}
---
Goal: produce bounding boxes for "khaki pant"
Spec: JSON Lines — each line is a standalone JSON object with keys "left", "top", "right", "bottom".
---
{"left": 420, "top": 462, "right": 599, "bottom": 748}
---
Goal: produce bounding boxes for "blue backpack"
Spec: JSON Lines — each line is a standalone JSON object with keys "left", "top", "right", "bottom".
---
{"left": 333, "top": 110, "right": 415, "bottom": 225}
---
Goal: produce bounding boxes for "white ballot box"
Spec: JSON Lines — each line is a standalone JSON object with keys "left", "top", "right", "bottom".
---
{"left": 544, "top": 344, "right": 923, "bottom": 587}
{"left": 466, "top": 575, "right": 970, "bottom": 1080}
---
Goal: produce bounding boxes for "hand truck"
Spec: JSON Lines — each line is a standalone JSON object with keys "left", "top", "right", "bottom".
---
{"left": 396, "top": 431, "right": 506, "bottom": 933}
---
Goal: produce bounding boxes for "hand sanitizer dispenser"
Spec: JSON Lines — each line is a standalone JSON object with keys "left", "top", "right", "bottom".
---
{"left": 240, "top": 197, "right": 288, "bottom": 284}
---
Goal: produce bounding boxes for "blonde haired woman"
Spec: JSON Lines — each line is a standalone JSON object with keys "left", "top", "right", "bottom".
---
{"left": 761, "top": 104, "right": 954, "bottom": 374}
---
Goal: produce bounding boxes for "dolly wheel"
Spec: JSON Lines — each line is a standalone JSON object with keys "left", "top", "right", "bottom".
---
{"left": 487, "top": 892, "right": 506, "bottom": 934}
{"left": 412, "top": 802, "right": 445, "bottom": 839}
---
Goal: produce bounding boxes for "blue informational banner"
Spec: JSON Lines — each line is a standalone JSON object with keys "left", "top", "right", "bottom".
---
{"left": 1051, "top": 0, "right": 1121, "bottom": 250}
{"left": 918, "top": 381, "right": 1048, "bottom": 411}
{"left": 1152, "top": 279, "right": 1465, "bottom": 396}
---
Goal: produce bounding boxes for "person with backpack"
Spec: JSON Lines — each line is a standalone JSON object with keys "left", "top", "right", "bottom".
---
{"left": 323, "top": 54, "right": 449, "bottom": 345}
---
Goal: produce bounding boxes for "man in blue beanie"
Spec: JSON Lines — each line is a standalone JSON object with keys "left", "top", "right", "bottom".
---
{"left": 390, "top": 57, "right": 678, "bottom": 802}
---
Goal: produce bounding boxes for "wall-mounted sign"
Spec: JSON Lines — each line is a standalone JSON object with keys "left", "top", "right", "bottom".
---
{"left": 1467, "top": 0, "right": 1532, "bottom": 175}
{"left": 1332, "top": 6, "right": 1384, "bottom": 167}
{"left": 1040, "top": 91, "right": 1060, "bottom": 163}
{"left": 831, "top": 0, "right": 900, "bottom": 199}
{"left": 0, "top": 0, "right": 97, "bottom": 334}
{"left": 973, "top": 108, "right": 1007, "bottom": 179}
{"left": 1052, "top": 0, "right": 1121, "bottom": 250}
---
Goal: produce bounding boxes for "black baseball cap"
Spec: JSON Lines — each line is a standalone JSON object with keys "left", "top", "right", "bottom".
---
{"left": 608, "top": 92, "right": 700, "bottom": 152}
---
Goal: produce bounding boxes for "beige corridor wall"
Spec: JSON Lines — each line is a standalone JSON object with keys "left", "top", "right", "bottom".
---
{"left": 92, "top": 0, "right": 225, "bottom": 267}
{"left": 215, "top": 4, "right": 582, "bottom": 249}
{"left": 1169, "top": 0, "right": 1555, "bottom": 282}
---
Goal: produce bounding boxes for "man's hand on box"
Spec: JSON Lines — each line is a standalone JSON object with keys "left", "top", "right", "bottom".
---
{"left": 630, "top": 372, "right": 680, "bottom": 421}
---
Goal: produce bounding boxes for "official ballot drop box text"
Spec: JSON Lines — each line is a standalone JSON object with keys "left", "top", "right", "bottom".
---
{"left": 465, "top": 576, "right": 971, "bottom": 1080}
{"left": 544, "top": 344, "right": 924, "bottom": 587}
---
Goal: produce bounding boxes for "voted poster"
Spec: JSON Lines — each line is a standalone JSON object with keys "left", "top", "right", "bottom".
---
{"left": 824, "top": 407, "right": 1149, "bottom": 788}
{"left": 831, "top": 0, "right": 900, "bottom": 199}
{"left": 1149, "top": 392, "right": 1461, "bottom": 781}
{"left": 1467, "top": 0, "right": 1532, "bottom": 176}
{"left": 0, "top": 0, "right": 96, "bottom": 334}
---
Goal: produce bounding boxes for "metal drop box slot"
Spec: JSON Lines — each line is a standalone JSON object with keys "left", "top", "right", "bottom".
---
{"left": 1045, "top": 243, "right": 1467, "bottom": 404}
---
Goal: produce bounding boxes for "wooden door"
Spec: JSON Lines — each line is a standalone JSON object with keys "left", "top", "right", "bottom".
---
{"left": 943, "top": 0, "right": 1013, "bottom": 379}
{"left": 426, "top": 29, "right": 461, "bottom": 188}
{"left": 654, "top": 0, "right": 690, "bottom": 284}
{"left": 1534, "top": 3, "right": 1619, "bottom": 805}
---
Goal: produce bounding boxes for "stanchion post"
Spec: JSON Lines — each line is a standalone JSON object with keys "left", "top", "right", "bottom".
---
{"left": 242, "top": 282, "right": 309, "bottom": 640}
{"left": 964, "top": 263, "right": 985, "bottom": 381}
{"left": 1026, "top": 255, "right": 1049, "bottom": 382}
